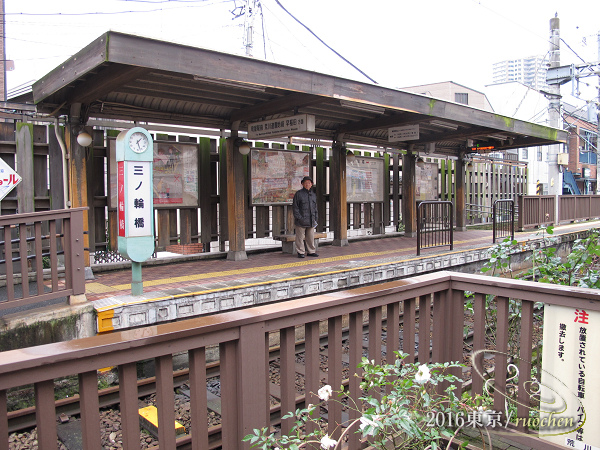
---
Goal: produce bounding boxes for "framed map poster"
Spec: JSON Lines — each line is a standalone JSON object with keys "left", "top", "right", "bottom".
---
{"left": 347, "top": 157, "right": 384, "bottom": 203}
{"left": 153, "top": 142, "right": 198, "bottom": 206}
{"left": 415, "top": 162, "right": 438, "bottom": 201}
{"left": 250, "top": 148, "right": 310, "bottom": 205}
{"left": 109, "top": 139, "right": 199, "bottom": 209}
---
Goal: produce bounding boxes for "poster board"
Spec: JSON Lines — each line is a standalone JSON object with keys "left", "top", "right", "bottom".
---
{"left": 540, "top": 304, "right": 600, "bottom": 448}
{"left": 347, "top": 157, "right": 384, "bottom": 203}
{"left": 416, "top": 162, "right": 439, "bottom": 201}
{"left": 110, "top": 139, "right": 199, "bottom": 208}
{"left": 250, "top": 148, "right": 310, "bottom": 205}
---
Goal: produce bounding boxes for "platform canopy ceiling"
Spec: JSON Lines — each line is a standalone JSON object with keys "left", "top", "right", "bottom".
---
{"left": 33, "top": 31, "right": 566, "bottom": 157}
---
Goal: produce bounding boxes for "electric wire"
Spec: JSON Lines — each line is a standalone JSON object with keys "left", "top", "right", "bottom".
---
{"left": 271, "top": 0, "right": 378, "bottom": 84}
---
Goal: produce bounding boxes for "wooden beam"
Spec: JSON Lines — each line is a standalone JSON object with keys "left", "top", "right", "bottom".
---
{"left": 230, "top": 92, "right": 324, "bottom": 122}
{"left": 66, "top": 65, "right": 150, "bottom": 104}
{"left": 337, "top": 112, "right": 430, "bottom": 134}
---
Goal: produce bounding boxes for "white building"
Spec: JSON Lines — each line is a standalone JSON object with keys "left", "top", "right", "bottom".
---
{"left": 492, "top": 56, "right": 549, "bottom": 91}
{"left": 400, "top": 81, "right": 493, "bottom": 111}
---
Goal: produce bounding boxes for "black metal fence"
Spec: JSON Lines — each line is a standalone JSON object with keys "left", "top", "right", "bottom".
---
{"left": 416, "top": 201, "right": 453, "bottom": 255}
{"left": 492, "top": 199, "right": 515, "bottom": 243}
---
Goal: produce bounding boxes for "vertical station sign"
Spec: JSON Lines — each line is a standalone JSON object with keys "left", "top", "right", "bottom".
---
{"left": 541, "top": 304, "right": 600, "bottom": 448}
{"left": 116, "top": 127, "right": 155, "bottom": 263}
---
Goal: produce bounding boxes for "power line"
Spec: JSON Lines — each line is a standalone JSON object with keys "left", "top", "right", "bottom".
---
{"left": 4, "top": 0, "right": 230, "bottom": 16}
{"left": 272, "top": 0, "right": 378, "bottom": 84}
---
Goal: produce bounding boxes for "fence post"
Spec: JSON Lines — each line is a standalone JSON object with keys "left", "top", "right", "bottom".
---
{"left": 517, "top": 195, "right": 525, "bottom": 231}
{"left": 238, "top": 322, "right": 269, "bottom": 449}
{"left": 69, "top": 208, "right": 87, "bottom": 304}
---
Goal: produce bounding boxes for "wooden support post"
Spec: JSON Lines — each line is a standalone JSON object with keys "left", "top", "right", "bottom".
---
{"left": 156, "top": 210, "right": 170, "bottom": 251}
{"left": 218, "top": 138, "right": 229, "bottom": 252}
{"left": 392, "top": 153, "right": 400, "bottom": 232}
{"left": 66, "top": 118, "right": 91, "bottom": 267}
{"left": 330, "top": 142, "right": 348, "bottom": 246}
{"left": 456, "top": 157, "right": 466, "bottom": 231}
{"left": 402, "top": 152, "right": 416, "bottom": 237}
{"left": 199, "top": 137, "right": 213, "bottom": 249}
{"left": 15, "top": 123, "right": 35, "bottom": 213}
{"left": 226, "top": 134, "right": 248, "bottom": 260}
{"left": 315, "top": 146, "right": 326, "bottom": 232}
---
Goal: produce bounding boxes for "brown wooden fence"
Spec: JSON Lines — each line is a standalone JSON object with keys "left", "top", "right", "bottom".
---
{"left": 1, "top": 120, "right": 534, "bottom": 262}
{"left": 518, "top": 194, "right": 600, "bottom": 230}
{"left": 0, "top": 208, "right": 86, "bottom": 311}
{"left": 0, "top": 271, "right": 586, "bottom": 449}
{"left": 517, "top": 195, "right": 556, "bottom": 231}
{"left": 559, "top": 195, "right": 600, "bottom": 223}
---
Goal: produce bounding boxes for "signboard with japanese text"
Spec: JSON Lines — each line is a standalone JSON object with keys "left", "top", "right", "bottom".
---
{"left": 346, "top": 157, "right": 384, "bottom": 203}
{"left": 250, "top": 148, "right": 310, "bottom": 205}
{"left": 116, "top": 128, "right": 155, "bottom": 262}
{"left": 0, "top": 158, "right": 21, "bottom": 201}
{"left": 153, "top": 142, "right": 198, "bottom": 206}
{"left": 109, "top": 139, "right": 198, "bottom": 209}
{"left": 541, "top": 304, "right": 600, "bottom": 448}
{"left": 118, "top": 161, "right": 153, "bottom": 237}
{"left": 416, "top": 162, "right": 439, "bottom": 201}
{"left": 388, "top": 124, "right": 419, "bottom": 142}
{"left": 248, "top": 114, "right": 315, "bottom": 140}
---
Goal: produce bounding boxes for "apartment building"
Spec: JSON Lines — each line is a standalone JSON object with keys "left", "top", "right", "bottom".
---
{"left": 492, "top": 55, "right": 549, "bottom": 91}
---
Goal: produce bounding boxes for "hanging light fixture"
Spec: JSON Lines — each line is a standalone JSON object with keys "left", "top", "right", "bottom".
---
{"left": 76, "top": 130, "right": 93, "bottom": 147}
{"left": 345, "top": 147, "right": 356, "bottom": 164}
{"left": 235, "top": 137, "right": 251, "bottom": 155}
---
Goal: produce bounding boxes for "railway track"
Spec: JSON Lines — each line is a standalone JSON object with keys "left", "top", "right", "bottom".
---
{"left": 6, "top": 307, "right": 543, "bottom": 449}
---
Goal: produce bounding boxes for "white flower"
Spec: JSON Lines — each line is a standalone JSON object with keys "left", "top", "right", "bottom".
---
{"left": 320, "top": 435, "right": 337, "bottom": 449}
{"left": 318, "top": 385, "right": 333, "bottom": 401}
{"left": 359, "top": 416, "right": 381, "bottom": 435}
{"left": 414, "top": 364, "right": 431, "bottom": 383}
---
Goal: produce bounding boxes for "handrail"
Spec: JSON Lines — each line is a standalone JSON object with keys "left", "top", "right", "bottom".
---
{"left": 2, "top": 271, "right": 594, "bottom": 448}
{"left": 0, "top": 208, "right": 86, "bottom": 311}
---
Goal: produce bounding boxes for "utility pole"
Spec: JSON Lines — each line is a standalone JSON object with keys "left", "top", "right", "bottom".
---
{"left": 547, "top": 15, "right": 562, "bottom": 197}
{"left": 243, "top": 0, "right": 260, "bottom": 57}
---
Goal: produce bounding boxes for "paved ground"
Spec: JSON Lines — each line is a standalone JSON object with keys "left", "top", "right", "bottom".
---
{"left": 85, "top": 221, "right": 599, "bottom": 304}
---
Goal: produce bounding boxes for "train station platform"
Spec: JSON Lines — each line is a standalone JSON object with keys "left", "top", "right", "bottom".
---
{"left": 87, "top": 221, "right": 599, "bottom": 332}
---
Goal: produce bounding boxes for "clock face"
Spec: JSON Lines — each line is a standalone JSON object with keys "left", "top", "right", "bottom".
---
{"left": 129, "top": 131, "right": 149, "bottom": 154}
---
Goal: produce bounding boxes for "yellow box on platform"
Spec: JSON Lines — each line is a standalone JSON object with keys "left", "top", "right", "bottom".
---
{"left": 139, "top": 405, "right": 186, "bottom": 437}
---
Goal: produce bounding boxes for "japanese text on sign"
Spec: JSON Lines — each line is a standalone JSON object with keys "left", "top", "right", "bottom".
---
{"left": 248, "top": 114, "right": 315, "bottom": 139}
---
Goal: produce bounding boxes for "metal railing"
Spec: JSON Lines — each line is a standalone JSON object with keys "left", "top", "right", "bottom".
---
{"left": 0, "top": 208, "right": 86, "bottom": 311}
{"left": 517, "top": 195, "right": 555, "bottom": 231}
{"left": 559, "top": 195, "right": 600, "bottom": 224}
{"left": 493, "top": 199, "right": 515, "bottom": 243}
{"left": 0, "top": 271, "right": 588, "bottom": 449}
{"left": 417, "top": 201, "right": 453, "bottom": 255}
{"left": 518, "top": 194, "right": 600, "bottom": 230}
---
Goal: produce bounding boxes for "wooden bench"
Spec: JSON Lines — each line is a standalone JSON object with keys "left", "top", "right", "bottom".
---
{"left": 273, "top": 232, "right": 328, "bottom": 254}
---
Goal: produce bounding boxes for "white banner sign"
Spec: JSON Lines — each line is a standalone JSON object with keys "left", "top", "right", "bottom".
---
{"left": 0, "top": 158, "right": 21, "bottom": 201}
{"left": 388, "top": 124, "right": 419, "bottom": 142}
{"left": 248, "top": 114, "right": 315, "bottom": 139}
{"left": 541, "top": 304, "right": 600, "bottom": 448}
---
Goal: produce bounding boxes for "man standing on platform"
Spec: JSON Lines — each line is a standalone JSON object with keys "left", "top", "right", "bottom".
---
{"left": 292, "top": 176, "right": 318, "bottom": 258}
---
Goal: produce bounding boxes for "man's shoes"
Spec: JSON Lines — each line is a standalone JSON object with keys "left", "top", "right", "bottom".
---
{"left": 297, "top": 253, "right": 305, "bottom": 258}
{"left": 307, "top": 253, "right": 319, "bottom": 257}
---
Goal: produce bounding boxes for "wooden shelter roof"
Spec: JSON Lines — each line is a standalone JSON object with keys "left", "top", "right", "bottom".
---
{"left": 32, "top": 31, "right": 565, "bottom": 156}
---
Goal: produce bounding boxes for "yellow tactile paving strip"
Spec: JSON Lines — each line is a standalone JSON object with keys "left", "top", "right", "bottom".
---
{"left": 90, "top": 235, "right": 490, "bottom": 295}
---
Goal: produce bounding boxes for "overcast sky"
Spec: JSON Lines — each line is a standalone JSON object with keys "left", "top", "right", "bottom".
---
{"left": 5, "top": 0, "right": 600, "bottom": 103}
